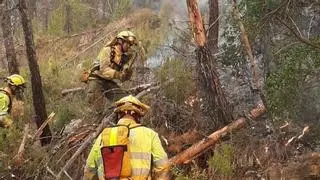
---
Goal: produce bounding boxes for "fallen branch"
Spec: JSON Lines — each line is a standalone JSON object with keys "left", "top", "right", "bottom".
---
{"left": 280, "top": 121, "right": 290, "bottom": 130}
{"left": 63, "top": 170, "right": 73, "bottom": 180}
{"left": 169, "top": 103, "right": 266, "bottom": 165}
{"left": 285, "top": 136, "right": 296, "bottom": 147}
{"left": 103, "top": 82, "right": 158, "bottom": 96}
{"left": 276, "top": 16, "right": 320, "bottom": 50}
{"left": 61, "top": 82, "right": 158, "bottom": 96}
{"left": 46, "top": 166, "right": 57, "bottom": 178}
{"left": 33, "top": 112, "right": 55, "bottom": 141}
{"left": 285, "top": 126, "right": 310, "bottom": 147}
{"left": 13, "top": 124, "right": 29, "bottom": 166}
{"left": 298, "top": 126, "right": 310, "bottom": 139}
{"left": 61, "top": 87, "right": 86, "bottom": 96}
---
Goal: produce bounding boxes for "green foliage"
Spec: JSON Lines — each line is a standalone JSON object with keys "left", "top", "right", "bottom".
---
{"left": 157, "top": 58, "right": 195, "bottom": 105}
{"left": 48, "top": 4, "right": 65, "bottom": 35}
{"left": 239, "top": 0, "right": 280, "bottom": 25}
{"left": 208, "top": 144, "right": 234, "bottom": 176}
{"left": 0, "top": 127, "right": 22, "bottom": 170}
{"left": 220, "top": 18, "right": 246, "bottom": 67}
{"left": 48, "top": 0, "right": 94, "bottom": 35}
{"left": 237, "top": 0, "right": 281, "bottom": 40}
{"left": 172, "top": 166, "right": 208, "bottom": 180}
{"left": 111, "top": 0, "right": 132, "bottom": 20}
{"left": 54, "top": 106, "right": 74, "bottom": 130}
{"left": 266, "top": 44, "right": 320, "bottom": 119}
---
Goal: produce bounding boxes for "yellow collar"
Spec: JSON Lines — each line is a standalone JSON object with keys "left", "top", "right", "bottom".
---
{"left": 117, "top": 118, "right": 140, "bottom": 128}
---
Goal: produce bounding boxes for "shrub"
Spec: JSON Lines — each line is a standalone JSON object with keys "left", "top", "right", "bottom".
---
{"left": 208, "top": 144, "right": 234, "bottom": 177}
{"left": 157, "top": 58, "right": 195, "bottom": 105}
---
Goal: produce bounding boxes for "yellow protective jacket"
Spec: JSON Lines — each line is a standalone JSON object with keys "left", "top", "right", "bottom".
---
{"left": 0, "top": 89, "right": 12, "bottom": 128}
{"left": 84, "top": 118, "right": 170, "bottom": 180}
{"left": 90, "top": 44, "right": 137, "bottom": 81}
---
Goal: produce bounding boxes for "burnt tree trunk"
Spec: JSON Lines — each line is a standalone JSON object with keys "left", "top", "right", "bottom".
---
{"left": 208, "top": 0, "right": 219, "bottom": 52}
{"left": 187, "top": 0, "right": 233, "bottom": 126}
{"left": 18, "top": 0, "right": 52, "bottom": 146}
{"left": 64, "top": 0, "right": 72, "bottom": 34}
{"left": 197, "top": 47, "right": 233, "bottom": 125}
{"left": 1, "top": 0, "right": 19, "bottom": 74}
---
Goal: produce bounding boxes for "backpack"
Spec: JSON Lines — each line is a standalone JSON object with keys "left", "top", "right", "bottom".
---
{"left": 100, "top": 124, "right": 142, "bottom": 179}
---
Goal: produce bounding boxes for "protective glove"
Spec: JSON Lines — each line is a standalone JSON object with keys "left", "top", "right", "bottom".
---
{"left": 114, "top": 71, "right": 124, "bottom": 81}
{"left": 81, "top": 70, "right": 89, "bottom": 83}
{"left": 122, "top": 68, "right": 133, "bottom": 81}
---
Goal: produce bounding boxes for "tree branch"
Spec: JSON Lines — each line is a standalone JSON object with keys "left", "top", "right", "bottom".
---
{"left": 276, "top": 16, "right": 320, "bottom": 50}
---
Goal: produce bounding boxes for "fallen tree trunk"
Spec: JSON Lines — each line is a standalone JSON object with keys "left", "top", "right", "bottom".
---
{"left": 169, "top": 103, "right": 266, "bottom": 165}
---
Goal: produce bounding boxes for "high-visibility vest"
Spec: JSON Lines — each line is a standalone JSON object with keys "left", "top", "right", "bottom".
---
{"left": 84, "top": 118, "right": 169, "bottom": 180}
{"left": 0, "top": 89, "right": 12, "bottom": 115}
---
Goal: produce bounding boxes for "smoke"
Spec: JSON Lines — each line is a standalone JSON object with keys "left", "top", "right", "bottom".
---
{"left": 165, "top": 0, "right": 208, "bottom": 20}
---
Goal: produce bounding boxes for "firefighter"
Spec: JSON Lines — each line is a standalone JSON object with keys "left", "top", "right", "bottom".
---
{"left": 0, "top": 74, "right": 26, "bottom": 128}
{"left": 84, "top": 31, "right": 142, "bottom": 114}
{"left": 84, "top": 95, "right": 170, "bottom": 180}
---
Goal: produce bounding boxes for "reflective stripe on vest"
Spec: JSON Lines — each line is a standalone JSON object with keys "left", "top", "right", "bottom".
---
{"left": 109, "top": 127, "right": 118, "bottom": 145}
{"left": 132, "top": 168, "right": 150, "bottom": 176}
{"left": 0, "top": 89, "right": 11, "bottom": 114}
{"left": 130, "top": 152, "right": 151, "bottom": 160}
{"left": 154, "top": 157, "right": 168, "bottom": 167}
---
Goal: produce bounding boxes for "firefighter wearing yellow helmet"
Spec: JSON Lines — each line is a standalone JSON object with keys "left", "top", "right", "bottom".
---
{"left": 84, "top": 95, "right": 170, "bottom": 180}
{"left": 84, "top": 30, "right": 145, "bottom": 114}
{"left": 0, "top": 74, "right": 26, "bottom": 128}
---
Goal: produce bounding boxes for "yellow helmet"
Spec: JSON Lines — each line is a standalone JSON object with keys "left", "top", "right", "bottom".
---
{"left": 114, "top": 95, "right": 150, "bottom": 117}
{"left": 116, "top": 31, "right": 137, "bottom": 45}
{"left": 6, "top": 74, "right": 26, "bottom": 87}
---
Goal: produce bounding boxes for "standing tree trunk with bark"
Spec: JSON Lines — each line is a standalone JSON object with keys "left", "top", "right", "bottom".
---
{"left": 1, "top": 0, "right": 19, "bottom": 74}
{"left": 18, "top": 0, "right": 52, "bottom": 146}
{"left": 208, "top": 0, "right": 219, "bottom": 53}
{"left": 64, "top": 0, "right": 72, "bottom": 34}
{"left": 187, "top": 0, "right": 233, "bottom": 126}
{"left": 26, "top": 0, "right": 37, "bottom": 18}
{"left": 43, "top": 0, "right": 50, "bottom": 31}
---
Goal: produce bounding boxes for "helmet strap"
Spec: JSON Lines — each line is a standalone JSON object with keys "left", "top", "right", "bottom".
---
{"left": 8, "top": 84, "right": 16, "bottom": 93}
{"left": 120, "top": 43, "right": 125, "bottom": 53}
